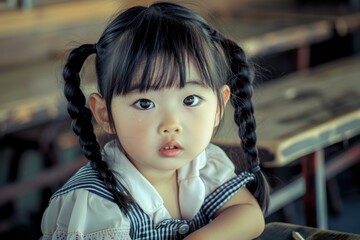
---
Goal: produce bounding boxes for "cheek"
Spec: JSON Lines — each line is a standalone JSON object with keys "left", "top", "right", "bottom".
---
{"left": 190, "top": 108, "right": 217, "bottom": 137}
{"left": 114, "top": 115, "right": 150, "bottom": 139}
{"left": 113, "top": 113, "right": 156, "bottom": 154}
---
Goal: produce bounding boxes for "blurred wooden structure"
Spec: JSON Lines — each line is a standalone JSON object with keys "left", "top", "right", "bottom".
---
{"left": 3, "top": 0, "right": 360, "bottom": 134}
{"left": 214, "top": 55, "right": 360, "bottom": 228}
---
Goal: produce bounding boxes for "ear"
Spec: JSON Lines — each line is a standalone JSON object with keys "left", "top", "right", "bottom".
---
{"left": 88, "top": 93, "right": 114, "bottom": 134}
{"left": 214, "top": 85, "right": 231, "bottom": 127}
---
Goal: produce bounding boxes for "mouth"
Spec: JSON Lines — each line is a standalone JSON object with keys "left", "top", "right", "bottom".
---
{"left": 159, "top": 141, "right": 183, "bottom": 157}
{"left": 162, "top": 145, "right": 179, "bottom": 150}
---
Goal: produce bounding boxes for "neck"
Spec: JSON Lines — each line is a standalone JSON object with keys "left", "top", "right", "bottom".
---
{"left": 152, "top": 171, "right": 181, "bottom": 219}
{"left": 146, "top": 170, "right": 177, "bottom": 187}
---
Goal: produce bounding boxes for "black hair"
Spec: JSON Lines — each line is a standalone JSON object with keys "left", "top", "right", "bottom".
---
{"left": 63, "top": 1, "right": 269, "bottom": 213}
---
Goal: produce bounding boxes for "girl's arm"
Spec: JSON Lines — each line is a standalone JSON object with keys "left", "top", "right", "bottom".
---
{"left": 185, "top": 187, "right": 265, "bottom": 240}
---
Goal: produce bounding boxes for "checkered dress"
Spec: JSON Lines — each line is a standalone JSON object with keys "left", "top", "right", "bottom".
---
{"left": 52, "top": 165, "right": 255, "bottom": 239}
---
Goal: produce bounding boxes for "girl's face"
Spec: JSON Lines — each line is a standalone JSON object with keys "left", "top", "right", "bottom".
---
{"left": 92, "top": 62, "right": 230, "bottom": 181}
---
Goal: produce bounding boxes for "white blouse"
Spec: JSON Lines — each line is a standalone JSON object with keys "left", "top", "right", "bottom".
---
{"left": 41, "top": 142, "right": 236, "bottom": 240}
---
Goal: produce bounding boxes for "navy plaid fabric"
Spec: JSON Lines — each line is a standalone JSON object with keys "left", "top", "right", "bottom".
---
{"left": 52, "top": 164, "right": 255, "bottom": 239}
{"left": 51, "top": 164, "right": 115, "bottom": 202}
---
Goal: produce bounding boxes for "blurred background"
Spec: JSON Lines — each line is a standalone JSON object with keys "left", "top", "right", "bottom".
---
{"left": 0, "top": 0, "right": 359, "bottom": 239}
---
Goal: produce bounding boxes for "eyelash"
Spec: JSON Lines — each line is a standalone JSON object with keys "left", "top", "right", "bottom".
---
{"left": 133, "top": 95, "right": 202, "bottom": 110}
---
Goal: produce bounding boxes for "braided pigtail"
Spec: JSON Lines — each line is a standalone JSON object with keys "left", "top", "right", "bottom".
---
{"left": 213, "top": 34, "right": 270, "bottom": 212}
{"left": 63, "top": 44, "right": 134, "bottom": 211}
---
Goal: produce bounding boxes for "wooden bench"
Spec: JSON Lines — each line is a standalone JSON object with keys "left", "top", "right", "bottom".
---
{"left": 0, "top": 0, "right": 120, "bottom": 68}
{"left": 219, "top": 6, "right": 360, "bottom": 70}
{"left": 213, "top": 54, "right": 360, "bottom": 228}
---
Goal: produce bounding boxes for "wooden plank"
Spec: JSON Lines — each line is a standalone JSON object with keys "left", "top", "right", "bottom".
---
{"left": 0, "top": 57, "right": 97, "bottom": 135}
{"left": 231, "top": 7, "right": 360, "bottom": 37}
{"left": 0, "top": 0, "right": 124, "bottom": 68}
{"left": 0, "top": 1, "right": 335, "bottom": 68}
{"left": 213, "top": 15, "right": 333, "bottom": 57}
{"left": 0, "top": 0, "right": 118, "bottom": 36}
{"left": 213, "top": 55, "right": 360, "bottom": 167}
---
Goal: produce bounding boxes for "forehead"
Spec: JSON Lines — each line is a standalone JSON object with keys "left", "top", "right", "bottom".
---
{"left": 128, "top": 54, "right": 205, "bottom": 92}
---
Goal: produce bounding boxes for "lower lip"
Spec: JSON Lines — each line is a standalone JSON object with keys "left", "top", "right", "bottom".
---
{"left": 159, "top": 148, "right": 182, "bottom": 157}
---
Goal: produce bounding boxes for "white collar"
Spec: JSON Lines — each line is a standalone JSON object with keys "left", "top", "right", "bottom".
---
{"left": 104, "top": 140, "right": 207, "bottom": 223}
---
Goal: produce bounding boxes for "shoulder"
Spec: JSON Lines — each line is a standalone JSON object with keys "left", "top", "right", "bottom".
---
{"left": 200, "top": 143, "right": 236, "bottom": 194}
{"left": 41, "top": 165, "right": 131, "bottom": 239}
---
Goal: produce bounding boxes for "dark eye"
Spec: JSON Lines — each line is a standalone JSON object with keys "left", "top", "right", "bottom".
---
{"left": 134, "top": 99, "right": 155, "bottom": 110}
{"left": 183, "top": 95, "right": 201, "bottom": 106}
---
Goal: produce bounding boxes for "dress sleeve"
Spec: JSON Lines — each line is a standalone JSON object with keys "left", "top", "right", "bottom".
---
{"left": 41, "top": 189, "right": 131, "bottom": 240}
{"left": 200, "top": 144, "right": 237, "bottom": 195}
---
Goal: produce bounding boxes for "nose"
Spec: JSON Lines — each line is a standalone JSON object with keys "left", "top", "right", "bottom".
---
{"left": 158, "top": 116, "right": 183, "bottom": 135}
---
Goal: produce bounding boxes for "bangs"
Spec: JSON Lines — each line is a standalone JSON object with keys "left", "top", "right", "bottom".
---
{"left": 109, "top": 8, "right": 218, "bottom": 95}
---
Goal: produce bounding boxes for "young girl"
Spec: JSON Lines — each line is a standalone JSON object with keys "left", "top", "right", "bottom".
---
{"left": 41, "top": 2, "right": 270, "bottom": 239}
